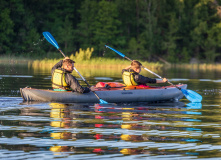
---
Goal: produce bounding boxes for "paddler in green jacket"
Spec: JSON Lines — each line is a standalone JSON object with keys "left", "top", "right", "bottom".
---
{"left": 122, "top": 60, "right": 168, "bottom": 86}
{"left": 51, "top": 57, "right": 93, "bottom": 93}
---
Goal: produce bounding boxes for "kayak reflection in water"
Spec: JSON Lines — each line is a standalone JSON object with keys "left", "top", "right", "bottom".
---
{"left": 50, "top": 145, "right": 198, "bottom": 156}
{"left": 51, "top": 57, "right": 94, "bottom": 93}
{"left": 15, "top": 102, "right": 200, "bottom": 156}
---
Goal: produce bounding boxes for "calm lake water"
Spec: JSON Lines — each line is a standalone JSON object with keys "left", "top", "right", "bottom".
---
{"left": 0, "top": 62, "right": 220, "bottom": 160}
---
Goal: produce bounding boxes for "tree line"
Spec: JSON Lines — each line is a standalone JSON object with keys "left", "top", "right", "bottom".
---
{"left": 1, "top": 0, "right": 221, "bottom": 63}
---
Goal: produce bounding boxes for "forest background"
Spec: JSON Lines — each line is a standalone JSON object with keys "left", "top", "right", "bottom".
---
{"left": 1, "top": 0, "right": 221, "bottom": 64}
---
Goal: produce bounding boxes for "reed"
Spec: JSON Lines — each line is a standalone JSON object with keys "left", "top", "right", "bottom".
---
{"left": 173, "top": 63, "right": 221, "bottom": 71}
{"left": 31, "top": 61, "right": 163, "bottom": 79}
{"left": 31, "top": 57, "right": 163, "bottom": 71}
{"left": 30, "top": 48, "right": 163, "bottom": 70}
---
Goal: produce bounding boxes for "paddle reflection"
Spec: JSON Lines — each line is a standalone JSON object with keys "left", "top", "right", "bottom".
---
{"left": 186, "top": 102, "right": 202, "bottom": 109}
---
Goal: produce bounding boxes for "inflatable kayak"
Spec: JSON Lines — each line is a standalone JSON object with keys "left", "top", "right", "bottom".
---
{"left": 20, "top": 82, "right": 187, "bottom": 103}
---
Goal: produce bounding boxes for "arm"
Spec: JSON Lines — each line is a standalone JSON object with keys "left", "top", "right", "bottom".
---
{"left": 134, "top": 74, "right": 157, "bottom": 84}
{"left": 51, "top": 57, "right": 70, "bottom": 74}
{"left": 51, "top": 60, "right": 63, "bottom": 74}
{"left": 65, "top": 74, "right": 90, "bottom": 93}
{"left": 124, "top": 65, "right": 131, "bottom": 70}
{"left": 156, "top": 78, "right": 168, "bottom": 83}
{"left": 122, "top": 65, "right": 132, "bottom": 74}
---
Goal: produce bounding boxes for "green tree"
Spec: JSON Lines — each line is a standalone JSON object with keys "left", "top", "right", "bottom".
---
{"left": 161, "top": 0, "right": 183, "bottom": 63}
{"left": 115, "top": 0, "right": 137, "bottom": 54}
{"left": 135, "top": 0, "right": 165, "bottom": 60}
{"left": 57, "top": 16, "right": 75, "bottom": 54}
{"left": 0, "top": 0, "right": 221, "bottom": 63}
{"left": 162, "top": 12, "right": 179, "bottom": 63}
{"left": 191, "top": 0, "right": 221, "bottom": 63}
{"left": 37, "top": 0, "right": 80, "bottom": 56}
{"left": 0, "top": 8, "right": 14, "bottom": 54}
{"left": 92, "top": 0, "right": 122, "bottom": 56}
{"left": 175, "top": 0, "right": 198, "bottom": 62}
{"left": 77, "top": 0, "right": 98, "bottom": 49}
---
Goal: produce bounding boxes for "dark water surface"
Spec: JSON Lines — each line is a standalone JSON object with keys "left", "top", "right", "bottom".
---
{"left": 0, "top": 63, "right": 220, "bottom": 159}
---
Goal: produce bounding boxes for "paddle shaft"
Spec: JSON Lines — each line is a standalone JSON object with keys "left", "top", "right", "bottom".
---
{"left": 58, "top": 49, "right": 66, "bottom": 57}
{"left": 58, "top": 49, "right": 102, "bottom": 100}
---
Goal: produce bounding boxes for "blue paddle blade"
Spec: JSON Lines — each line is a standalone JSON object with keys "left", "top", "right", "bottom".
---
{"left": 181, "top": 89, "right": 202, "bottom": 103}
{"left": 99, "top": 99, "right": 108, "bottom": 104}
{"left": 43, "top": 32, "right": 60, "bottom": 49}
{"left": 105, "top": 45, "right": 126, "bottom": 58}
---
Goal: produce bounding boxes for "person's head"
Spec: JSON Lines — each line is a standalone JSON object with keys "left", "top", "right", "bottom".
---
{"left": 131, "top": 60, "right": 142, "bottom": 73}
{"left": 63, "top": 59, "right": 75, "bottom": 72}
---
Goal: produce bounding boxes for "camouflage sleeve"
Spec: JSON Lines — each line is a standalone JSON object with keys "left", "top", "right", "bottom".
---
{"left": 134, "top": 74, "right": 157, "bottom": 84}
{"left": 65, "top": 74, "right": 90, "bottom": 93}
{"left": 51, "top": 60, "right": 63, "bottom": 74}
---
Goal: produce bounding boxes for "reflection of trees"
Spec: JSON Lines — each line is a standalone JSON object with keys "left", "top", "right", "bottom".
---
{"left": 20, "top": 107, "right": 50, "bottom": 117}
{"left": 2, "top": 102, "right": 220, "bottom": 158}
{"left": 19, "top": 107, "right": 50, "bottom": 127}
{"left": 0, "top": 144, "right": 47, "bottom": 152}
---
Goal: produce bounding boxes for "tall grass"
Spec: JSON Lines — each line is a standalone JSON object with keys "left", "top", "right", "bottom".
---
{"left": 70, "top": 48, "right": 94, "bottom": 61}
{"left": 31, "top": 48, "right": 163, "bottom": 71}
{"left": 31, "top": 57, "right": 163, "bottom": 71}
{"left": 30, "top": 58, "right": 221, "bottom": 74}
{"left": 2, "top": 48, "right": 221, "bottom": 71}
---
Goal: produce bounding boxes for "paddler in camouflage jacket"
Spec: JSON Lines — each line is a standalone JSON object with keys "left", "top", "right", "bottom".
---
{"left": 51, "top": 57, "right": 93, "bottom": 93}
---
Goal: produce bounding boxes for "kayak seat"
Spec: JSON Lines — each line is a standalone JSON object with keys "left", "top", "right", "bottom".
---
{"left": 95, "top": 82, "right": 125, "bottom": 88}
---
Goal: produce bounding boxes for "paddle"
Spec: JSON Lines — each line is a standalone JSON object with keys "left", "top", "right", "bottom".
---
{"left": 42, "top": 31, "right": 108, "bottom": 104}
{"left": 105, "top": 45, "right": 202, "bottom": 103}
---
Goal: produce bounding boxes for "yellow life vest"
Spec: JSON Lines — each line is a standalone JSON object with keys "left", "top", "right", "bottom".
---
{"left": 122, "top": 70, "right": 138, "bottom": 86}
{"left": 51, "top": 69, "right": 70, "bottom": 90}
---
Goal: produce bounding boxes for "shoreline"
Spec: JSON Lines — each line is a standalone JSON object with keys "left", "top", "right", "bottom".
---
{"left": 1, "top": 57, "right": 221, "bottom": 70}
